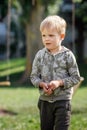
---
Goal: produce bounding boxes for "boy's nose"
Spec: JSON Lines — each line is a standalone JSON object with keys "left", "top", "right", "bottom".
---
{"left": 45, "top": 36, "right": 49, "bottom": 40}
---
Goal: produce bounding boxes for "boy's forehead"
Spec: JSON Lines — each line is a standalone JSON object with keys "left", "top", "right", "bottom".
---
{"left": 41, "top": 20, "right": 57, "bottom": 30}
{"left": 41, "top": 27, "right": 58, "bottom": 34}
{"left": 43, "top": 23, "right": 55, "bottom": 29}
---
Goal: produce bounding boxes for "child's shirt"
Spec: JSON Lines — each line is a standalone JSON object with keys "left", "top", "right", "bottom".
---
{"left": 30, "top": 46, "right": 81, "bottom": 102}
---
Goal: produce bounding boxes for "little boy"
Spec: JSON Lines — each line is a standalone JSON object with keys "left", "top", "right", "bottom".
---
{"left": 30, "top": 15, "right": 80, "bottom": 130}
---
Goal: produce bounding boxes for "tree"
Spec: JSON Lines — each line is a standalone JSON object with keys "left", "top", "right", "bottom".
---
{"left": 59, "top": 0, "right": 87, "bottom": 62}
{"left": 75, "top": 0, "right": 87, "bottom": 62}
{"left": 15, "top": 0, "right": 57, "bottom": 84}
{"left": 1, "top": 0, "right": 58, "bottom": 84}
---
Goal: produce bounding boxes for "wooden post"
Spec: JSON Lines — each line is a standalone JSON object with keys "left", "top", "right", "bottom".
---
{"left": 0, "top": 81, "right": 11, "bottom": 86}
{"left": 73, "top": 77, "right": 84, "bottom": 96}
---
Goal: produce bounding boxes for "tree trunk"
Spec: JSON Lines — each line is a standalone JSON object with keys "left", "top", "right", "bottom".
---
{"left": 76, "top": 20, "right": 84, "bottom": 63}
{"left": 18, "top": 4, "right": 44, "bottom": 84}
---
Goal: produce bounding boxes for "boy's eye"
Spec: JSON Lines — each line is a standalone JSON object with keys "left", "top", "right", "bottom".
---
{"left": 42, "top": 34, "right": 55, "bottom": 37}
{"left": 49, "top": 34, "right": 54, "bottom": 37}
{"left": 42, "top": 35, "right": 45, "bottom": 37}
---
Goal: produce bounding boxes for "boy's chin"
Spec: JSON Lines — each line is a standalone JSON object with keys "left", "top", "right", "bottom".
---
{"left": 46, "top": 48, "right": 51, "bottom": 52}
{"left": 46, "top": 46, "right": 52, "bottom": 51}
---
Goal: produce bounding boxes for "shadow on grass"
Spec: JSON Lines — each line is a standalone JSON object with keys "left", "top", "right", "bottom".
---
{"left": 0, "top": 108, "right": 18, "bottom": 116}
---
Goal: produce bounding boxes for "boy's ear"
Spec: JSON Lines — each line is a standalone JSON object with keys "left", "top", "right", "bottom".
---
{"left": 61, "top": 34, "right": 65, "bottom": 40}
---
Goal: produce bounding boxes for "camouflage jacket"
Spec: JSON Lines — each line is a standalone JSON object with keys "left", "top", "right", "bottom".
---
{"left": 30, "top": 46, "right": 80, "bottom": 101}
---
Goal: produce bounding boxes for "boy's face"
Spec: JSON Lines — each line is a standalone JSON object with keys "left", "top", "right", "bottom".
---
{"left": 41, "top": 27, "right": 62, "bottom": 53}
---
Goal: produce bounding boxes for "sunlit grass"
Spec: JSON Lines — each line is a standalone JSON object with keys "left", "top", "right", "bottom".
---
{"left": 0, "top": 58, "right": 26, "bottom": 79}
{"left": 70, "top": 87, "right": 87, "bottom": 130}
{"left": 0, "top": 87, "right": 87, "bottom": 130}
{"left": 0, "top": 66, "right": 25, "bottom": 77}
{"left": 0, "top": 87, "right": 40, "bottom": 130}
{"left": 0, "top": 58, "right": 26, "bottom": 70}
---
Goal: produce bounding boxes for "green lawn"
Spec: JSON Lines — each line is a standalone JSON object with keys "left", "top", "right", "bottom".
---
{"left": 0, "top": 86, "right": 87, "bottom": 130}
{"left": 0, "top": 87, "right": 40, "bottom": 130}
{"left": 71, "top": 87, "right": 87, "bottom": 130}
{"left": 0, "top": 58, "right": 26, "bottom": 83}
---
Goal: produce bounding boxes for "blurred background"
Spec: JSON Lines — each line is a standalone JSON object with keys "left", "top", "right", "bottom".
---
{"left": 0, "top": 1, "right": 87, "bottom": 129}
{"left": 0, "top": 0, "right": 87, "bottom": 86}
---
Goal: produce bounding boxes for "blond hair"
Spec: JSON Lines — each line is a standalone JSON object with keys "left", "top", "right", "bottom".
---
{"left": 40, "top": 15, "right": 67, "bottom": 35}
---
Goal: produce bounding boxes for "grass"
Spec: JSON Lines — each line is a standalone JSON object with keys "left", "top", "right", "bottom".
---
{"left": 0, "top": 87, "right": 87, "bottom": 130}
{"left": 0, "top": 58, "right": 25, "bottom": 77}
{"left": 71, "top": 87, "right": 87, "bottom": 130}
{"left": 0, "top": 58, "right": 26, "bottom": 83}
{"left": 0, "top": 87, "right": 40, "bottom": 130}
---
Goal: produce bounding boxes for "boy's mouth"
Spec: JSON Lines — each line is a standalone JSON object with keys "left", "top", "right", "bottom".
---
{"left": 45, "top": 43, "right": 51, "bottom": 45}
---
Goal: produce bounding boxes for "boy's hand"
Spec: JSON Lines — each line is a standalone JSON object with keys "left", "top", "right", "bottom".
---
{"left": 39, "top": 80, "right": 63, "bottom": 95}
{"left": 49, "top": 80, "right": 63, "bottom": 91}
{"left": 45, "top": 87, "right": 53, "bottom": 96}
{"left": 39, "top": 82, "right": 53, "bottom": 95}
{"left": 39, "top": 82, "right": 49, "bottom": 93}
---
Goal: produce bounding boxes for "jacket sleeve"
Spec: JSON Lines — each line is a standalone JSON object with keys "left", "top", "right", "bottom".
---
{"left": 30, "top": 50, "right": 42, "bottom": 87}
{"left": 62, "top": 51, "right": 81, "bottom": 89}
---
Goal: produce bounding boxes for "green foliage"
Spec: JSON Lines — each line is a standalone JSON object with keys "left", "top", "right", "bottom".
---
{"left": 18, "top": 0, "right": 34, "bottom": 22}
{"left": 12, "top": 0, "right": 21, "bottom": 10}
{"left": 41, "top": 0, "right": 56, "bottom": 5}
{"left": 48, "top": 0, "right": 62, "bottom": 15}
{"left": 0, "top": 0, "right": 8, "bottom": 19}
{"left": 12, "top": 0, "right": 57, "bottom": 24}
{"left": 76, "top": 2, "right": 87, "bottom": 24}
